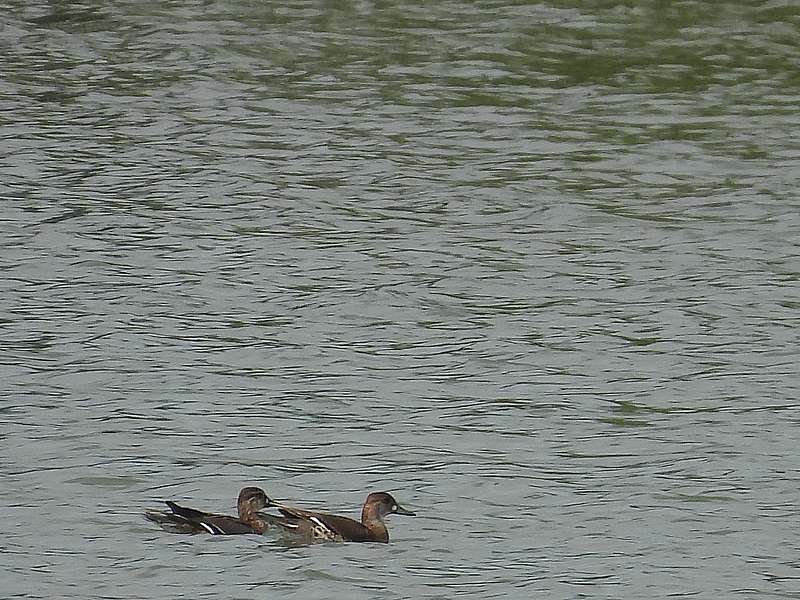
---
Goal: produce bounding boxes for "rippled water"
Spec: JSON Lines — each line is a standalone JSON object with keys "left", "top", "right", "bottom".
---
{"left": 2, "top": 1, "right": 799, "bottom": 598}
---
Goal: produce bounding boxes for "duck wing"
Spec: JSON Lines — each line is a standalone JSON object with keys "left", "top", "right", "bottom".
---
{"left": 276, "top": 507, "right": 372, "bottom": 542}
{"left": 148, "top": 501, "right": 258, "bottom": 534}
{"left": 165, "top": 501, "right": 210, "bottom": 521}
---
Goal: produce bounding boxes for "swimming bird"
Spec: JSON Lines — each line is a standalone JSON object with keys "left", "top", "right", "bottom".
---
{"left": 258, "top": 491, "right": 415, "bottom": 543}
{"left": 145, "top": 486, "right": 272, "bottom": 534}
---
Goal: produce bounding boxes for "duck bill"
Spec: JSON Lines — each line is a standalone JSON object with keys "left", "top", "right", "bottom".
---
{"left": 395, "top": 504, "right": 415, "bottom": 516}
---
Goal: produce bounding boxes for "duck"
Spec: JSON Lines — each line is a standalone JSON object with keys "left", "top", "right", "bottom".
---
{"left": 145, "top": 486, "right": 272, "bottom": 534}
{"left": 258, "top": 491, "right": 415, "bottom": 543}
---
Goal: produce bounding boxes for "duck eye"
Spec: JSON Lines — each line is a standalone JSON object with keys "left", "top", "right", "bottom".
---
{"left": 392, "top": 504, "right": 397, "bottom": 511}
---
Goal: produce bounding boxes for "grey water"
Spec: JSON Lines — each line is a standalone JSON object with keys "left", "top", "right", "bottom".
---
{"left": 2, "top": 1, "right": 799, "bottom": 598}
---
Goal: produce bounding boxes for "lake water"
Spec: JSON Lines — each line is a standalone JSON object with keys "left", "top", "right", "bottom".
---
{"left": 2, "top": 1, "right": 799, "bottom": 598}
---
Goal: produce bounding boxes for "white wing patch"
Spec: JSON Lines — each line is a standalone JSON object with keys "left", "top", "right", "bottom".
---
{"left": 199, "top": 522, "right": 220, "bottom": 534}
{"left": 309, "top": 516, "right": 336, "bottom": 540}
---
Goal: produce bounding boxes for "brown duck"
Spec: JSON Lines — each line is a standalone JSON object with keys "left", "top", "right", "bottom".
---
{"left": 145, "top": 486, "right": 271, "bottom": 535}
{"left": 259, "top": 491, "right": 415, "bottom": 543}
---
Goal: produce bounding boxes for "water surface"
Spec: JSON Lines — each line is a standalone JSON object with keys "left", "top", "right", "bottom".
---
{"left": 2, "top": 1, "right": 799, "bottom": 598}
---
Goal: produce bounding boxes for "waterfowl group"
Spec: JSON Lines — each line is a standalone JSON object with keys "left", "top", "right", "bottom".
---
{"left": 145, "top": 487, "right": 414, "bottom": 543}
